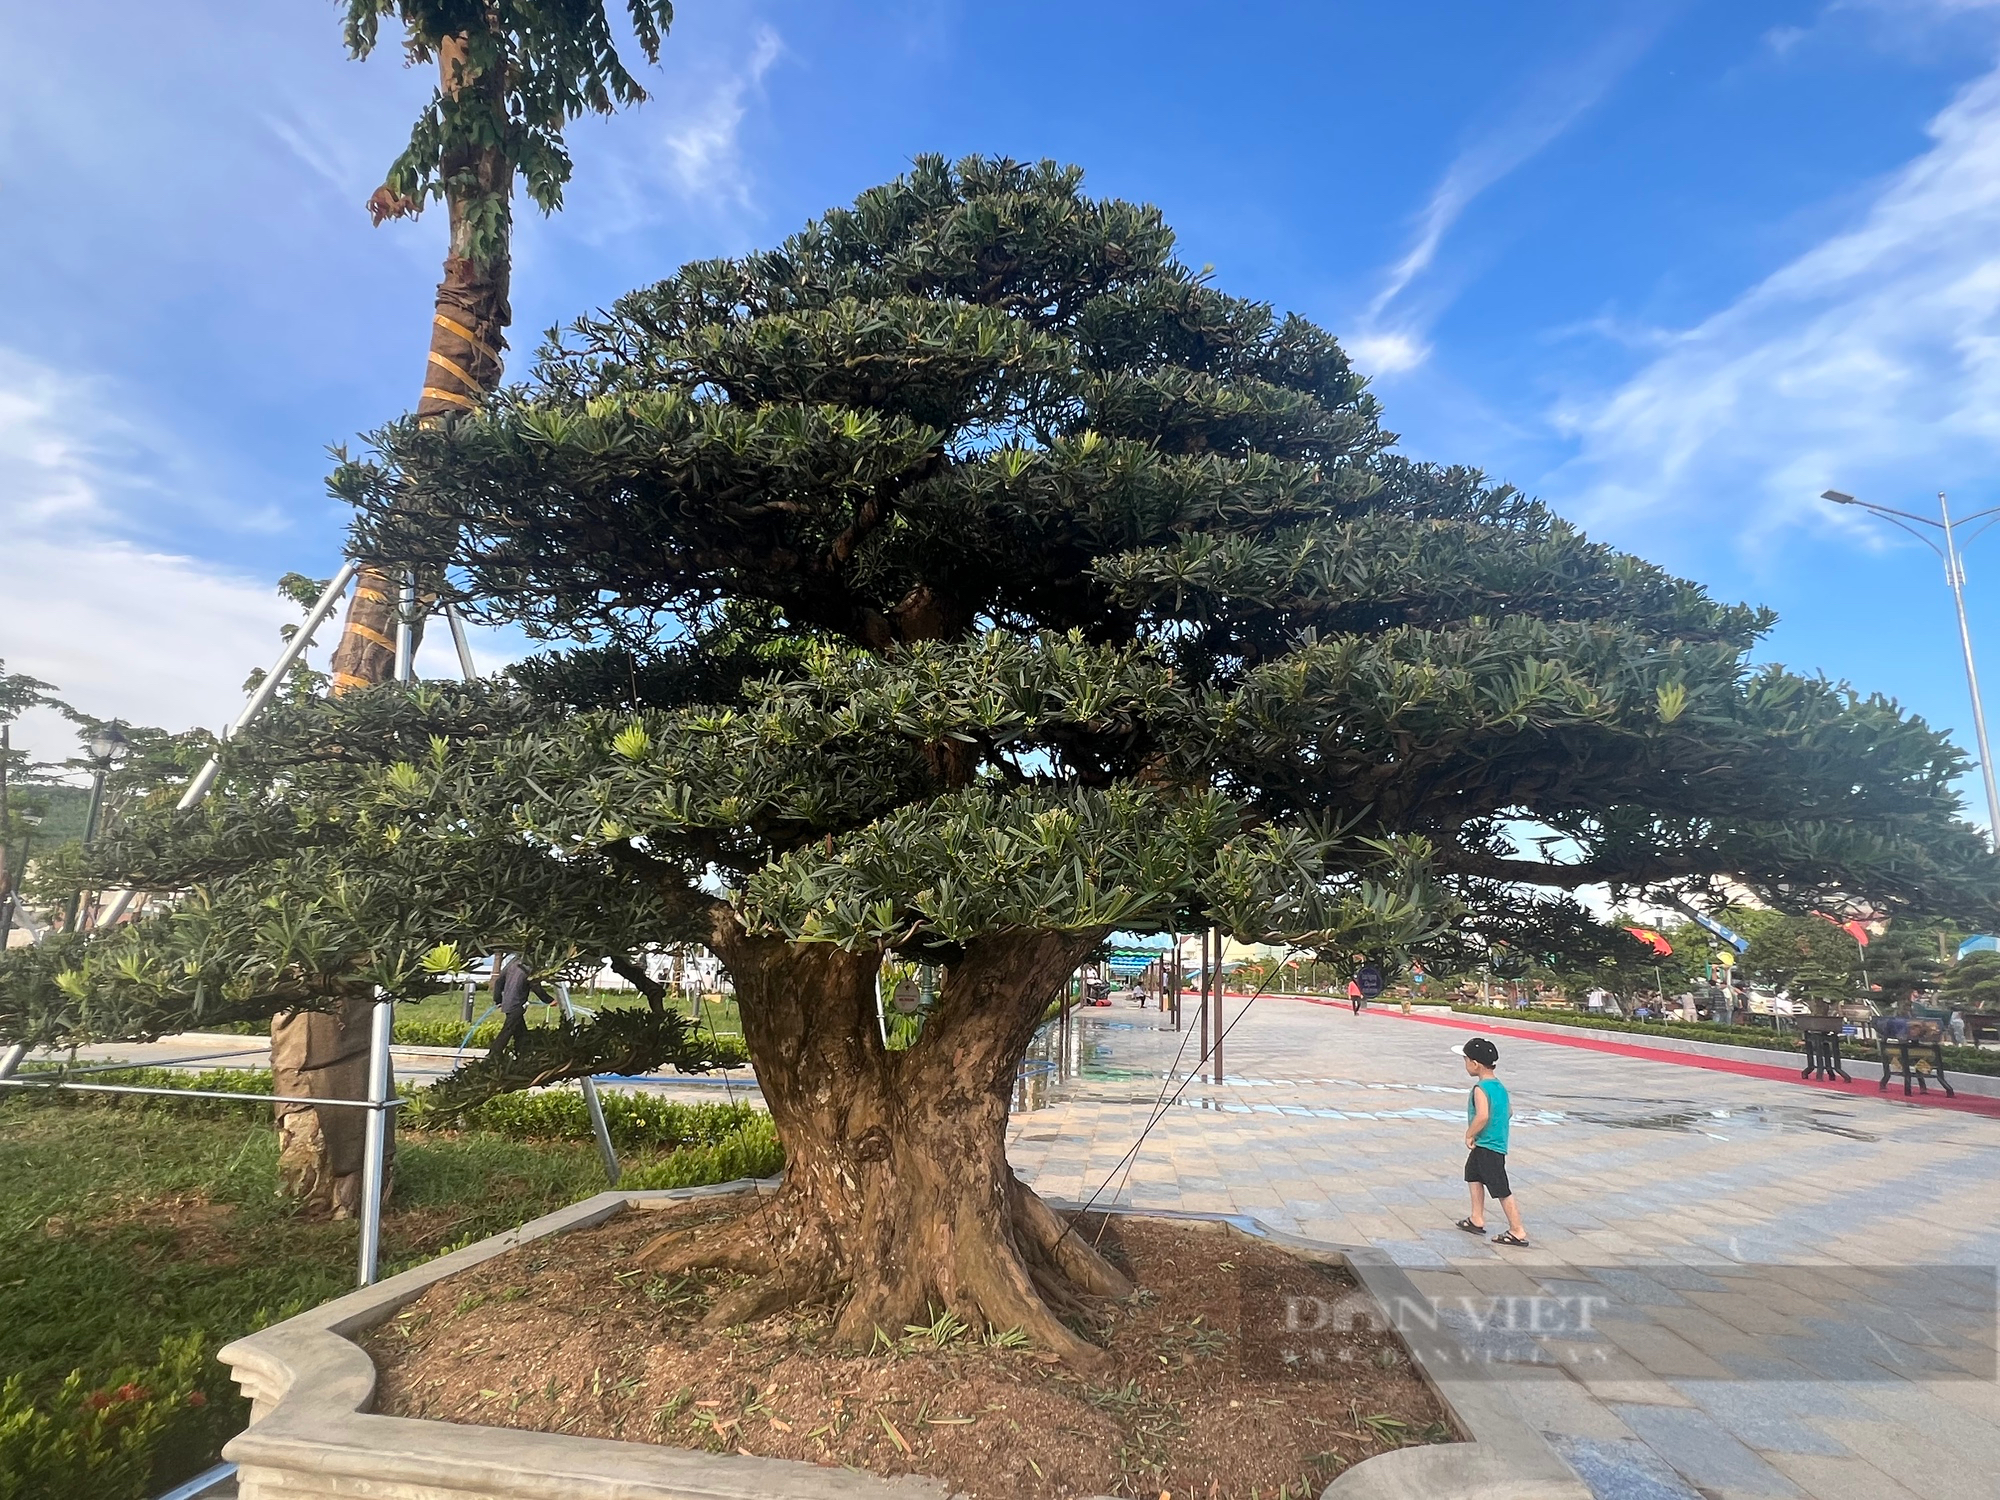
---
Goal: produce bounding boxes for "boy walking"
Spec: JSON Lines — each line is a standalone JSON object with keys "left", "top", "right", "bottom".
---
{"left": 1453, "top": 1037, "right": 1529, "bottom": 1246}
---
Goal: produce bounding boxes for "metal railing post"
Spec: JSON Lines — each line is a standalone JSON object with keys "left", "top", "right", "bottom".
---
{"left": 556, "top": 983, "right": 620, "bottom": 1185}
{"left": 357, "top": 994, "right": 394, "bottom": 1287}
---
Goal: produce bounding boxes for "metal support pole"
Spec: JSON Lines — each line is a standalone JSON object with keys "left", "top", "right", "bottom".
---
{"left": 1198, "top": 929, "right": 1211, "bottom": 1068}
{"left": 0, "top": 1042, "right": 26, "bottom": 1098}
{"left": 96, "top": 561, "right": 360, "bottom": 931}
{"left": 1940, "top": 493, "right": 2000, "bottom": 850}
{"left": 461, "top": 978, "right": 476, "bottom": 1025}
{"left": 357, "top": 994, "right": 393, "bottom": 1287}
{"left": 557, "top": 982, "right": 621, "bottom": 1186}
{"left": 394, "top": 572, "right": 417, "bottom": 684}
{"left": 1211, "top": 926, "right": 1223, "bottom": 1085}
{"left": 444, "top": 601, "right": 478, "bottom": 681}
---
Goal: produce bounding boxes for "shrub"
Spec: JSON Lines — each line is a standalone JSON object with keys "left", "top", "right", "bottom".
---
{"left": 407, "top": 1088, "right": 764, "bottom": 1151}
{"left": 620, "top": 1114, "right": 783, "bottom": 1189}
{"left": 1447, "top": 1004, "right": 2000, "bottom": 1074}
{"left": 393, "top": 1013, "right": 749, "bottom": 1066}
{"left": 8, "top": 1066, "right": 274, "bottom": 1121}
{"left": 0, "top": 1333, "right": 237, "bottom": 1500}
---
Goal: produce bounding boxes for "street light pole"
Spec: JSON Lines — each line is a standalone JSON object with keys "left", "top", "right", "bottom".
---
{"left": 1938, "top": 493, "right": 2000, "bottom": 848}
{"left": 66, "top": 726, "right": 127, "bottom": 932}
{"left": 1822, "top": 489, "right": 2000, "bottom": 850}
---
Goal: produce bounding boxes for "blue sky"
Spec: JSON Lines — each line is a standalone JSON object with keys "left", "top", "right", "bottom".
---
{"left": 8, "top": 0, "right": 2000, "bottom": 830}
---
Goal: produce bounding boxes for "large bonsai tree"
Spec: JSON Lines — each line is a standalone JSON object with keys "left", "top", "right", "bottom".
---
{"left": 31, "top": 158, "right": 1997, "bottom": 1364}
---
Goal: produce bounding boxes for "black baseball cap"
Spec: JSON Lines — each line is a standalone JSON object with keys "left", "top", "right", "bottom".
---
{"left": 1455, "top": 1037, "right": 1499, "bottom": 1067}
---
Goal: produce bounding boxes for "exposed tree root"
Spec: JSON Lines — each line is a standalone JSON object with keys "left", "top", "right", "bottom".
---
{"left": 633, "top": 1220, "right": 778, "bottom": 1279}
{"left": 632, "top": 1178, "right": 1122, "bottom": 1371}
{"left": 1009, "top": 1172, "right": 1133, "bottom": 1300}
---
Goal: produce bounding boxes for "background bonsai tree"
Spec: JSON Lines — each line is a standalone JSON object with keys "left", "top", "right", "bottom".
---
{"left": 1743, "top": 913, "right": 1866, "bottom": 1013}
{"left": 1942, "top": 949, "right": 2000, "bottom": 1014}
{"left": 34, "top": 157, "right": 1999, "bottom": 1363}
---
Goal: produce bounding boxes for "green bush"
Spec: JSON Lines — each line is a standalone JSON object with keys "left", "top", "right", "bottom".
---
{"left": 620, "top": 1114, "right": 783, "bottom": 1189}
{"left": 1448, "top": 1004, "right": 2000, "bottom": 1075}
{"left": 409, "top": 1088, "right": 764, "bottom": 1151}
{"left": 0, "top": 1333, "right": 237, "bottom": 1500}
{"left": 395, "top": 1015, "right": 503, "bottom": 1048}
{"left": 9, "top": 1066, "right": 274, "bottom": 1121}
{"left": 392, "top": 1013, "right": 749, "bottom": 1065}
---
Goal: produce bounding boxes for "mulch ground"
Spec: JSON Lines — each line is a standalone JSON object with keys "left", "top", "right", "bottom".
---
{"left": 360, "top": 1198, "right": 1452, "bottom": 1499}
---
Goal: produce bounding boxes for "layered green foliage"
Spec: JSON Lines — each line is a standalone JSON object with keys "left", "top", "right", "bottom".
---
{"left": 1943, "top": 950, "right": 2000, "bottom": 1011}
{"left": 343, "top": 1, "right": 677, "bottom": 264}
{"left": 13, "top": 156, "right": 1996, "bottom": 1066}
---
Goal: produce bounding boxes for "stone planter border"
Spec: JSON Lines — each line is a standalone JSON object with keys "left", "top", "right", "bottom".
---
{"left": 219, "top": 1183, "right": 1586, "bottom": 1500}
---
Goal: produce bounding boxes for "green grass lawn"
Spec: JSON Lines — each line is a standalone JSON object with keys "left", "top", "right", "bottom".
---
{"left": 0, "top": 1083, "right": 776, "bottom": 1500}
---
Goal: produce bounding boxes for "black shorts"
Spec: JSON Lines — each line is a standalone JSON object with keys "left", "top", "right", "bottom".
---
{"left": 1464, "top": 1146, "right": 1512, "bottom": 1199}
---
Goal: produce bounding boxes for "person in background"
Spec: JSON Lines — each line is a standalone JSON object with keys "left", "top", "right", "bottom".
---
{"left": 1348, "top": 977, "right": 1364, "bottom": 1014}
{"left": 491, "top": 954, "right": 556, "bottom": 1055}
{"left": 1950, "top": 1010, "right": 1968, "bottom": 1046}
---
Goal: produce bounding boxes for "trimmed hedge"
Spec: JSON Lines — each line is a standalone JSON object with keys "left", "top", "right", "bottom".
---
{"left": 1447, "top": 1004, "right": 2000, "bottom": 1076}
{"left": 13, "top": 1066, "right": 775, "bottom": 1139}
{"left": 620, "top": 1114, "right": 783, "bottom": 1189}
{"left": 406, "top": 1088, "right": 764, "bottom": 1153}
{"left": 392, "top": 1014, "right": 749, "bottom": 1066}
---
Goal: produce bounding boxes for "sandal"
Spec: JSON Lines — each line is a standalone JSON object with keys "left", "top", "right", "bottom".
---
{"left": 1454, "top": 1217, "right": 1486, "bottom": 1235}
{"left": 1491, "top": 1231, "right": 1530, "bottom": 1247}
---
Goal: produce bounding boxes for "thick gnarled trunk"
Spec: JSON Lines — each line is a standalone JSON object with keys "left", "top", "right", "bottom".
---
{"left": 638, "top": 926, "right": 1129, "bottom": 1367}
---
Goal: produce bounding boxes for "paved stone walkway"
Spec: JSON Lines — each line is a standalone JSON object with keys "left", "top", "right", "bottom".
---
{"left": 1007, "top": 998, "right": 2000, "bottom": 1500}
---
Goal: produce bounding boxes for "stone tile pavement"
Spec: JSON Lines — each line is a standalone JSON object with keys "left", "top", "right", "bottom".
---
{"left": 1007, "top": 999, "right": 2000, "bottom": 1500}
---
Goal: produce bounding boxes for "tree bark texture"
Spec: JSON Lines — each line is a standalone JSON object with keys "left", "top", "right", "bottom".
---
{"left": 270, "top": 998, "right": 391, "bottom": 1219}
{"left": 282, "top": 31, "right": 514, "bottom": 1211}
{"left": 637, "top": 923, "right": 1129, "bottom": 1367}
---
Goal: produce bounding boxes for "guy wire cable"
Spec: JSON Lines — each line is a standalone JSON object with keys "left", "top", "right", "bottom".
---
{"left": 1056, "top": 946, "right": 1297, "bottom": 1253}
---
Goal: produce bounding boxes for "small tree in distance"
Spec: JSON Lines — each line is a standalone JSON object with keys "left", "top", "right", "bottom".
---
{"left": 44, "top": 158, "right": 2000, "bottom": 1365}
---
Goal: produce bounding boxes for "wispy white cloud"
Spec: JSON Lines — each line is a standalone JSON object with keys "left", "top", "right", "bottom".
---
{"left": 1347, "top": 11, "right": 1671, "bottom": 379}
{"left": 264, "top": 107, "right": 378, "bottom": 203}
{"left": 0, "top": 351, "right": 295, "bottom": 762}
{"left": 555, "top": 21, "right": 786, "bottom": 248}
{"left": 662, "top": 25, "right": 784, "bottom": 205}
{"left": 1545, "top": 56, "right": 2000, "bottom": 548}
{"left": 0, "top": 346, "right": 519, "bottom": 765}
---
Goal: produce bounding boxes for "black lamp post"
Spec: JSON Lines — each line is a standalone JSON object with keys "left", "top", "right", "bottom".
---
{"left": 67, "top": 726, "right": 127, "bottom": 932}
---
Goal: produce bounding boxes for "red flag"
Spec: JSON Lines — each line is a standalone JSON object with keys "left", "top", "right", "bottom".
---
{"left": 1625, "top": 926, "right": 1673, "bottom": 956}
{"left": 1813, "top": 911, "right": 1870, "bottom": 947}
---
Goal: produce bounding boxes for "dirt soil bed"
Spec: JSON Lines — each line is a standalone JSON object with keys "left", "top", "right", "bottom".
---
{"left": 361, "top": 1199, "right": 1452, "bottom": 1499}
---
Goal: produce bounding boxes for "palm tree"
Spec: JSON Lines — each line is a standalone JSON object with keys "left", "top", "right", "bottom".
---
{"left": 282, "top": 2, "right": 679, "bottom": 1216}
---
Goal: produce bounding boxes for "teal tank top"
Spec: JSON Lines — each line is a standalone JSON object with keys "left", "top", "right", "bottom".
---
{"left": 1468, "top": 1077, "right": 1511, "bottom": 1153}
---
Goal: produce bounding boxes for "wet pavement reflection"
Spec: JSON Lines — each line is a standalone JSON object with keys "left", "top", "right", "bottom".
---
{"left": 1014, "top": 1005, "right": 1884, "bottom": 1140}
